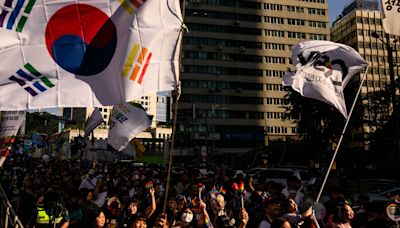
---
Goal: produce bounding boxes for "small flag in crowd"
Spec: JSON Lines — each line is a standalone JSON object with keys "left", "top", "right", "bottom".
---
{"left": 382, "top": 0, "right": 400, "bottom": 36}
{"left": 191, "top": 198, "right": 200, "bottom": 208}
{"left": 107, "top": 102, "right": 151, "bottom": 151}
{"left": 220, "top": 186, "right": 227, "bottom": 195}
{"left": 145, "top": 180, "right": 153, "bottom": 190}
{"left": 283, "top": 40, "right": 367, "bottom": 118}
{"left": 0, "top": 0, "right": 183, "bottom": 110}
{"left": 84, "top": 108, "right": 104, "bottom": 137}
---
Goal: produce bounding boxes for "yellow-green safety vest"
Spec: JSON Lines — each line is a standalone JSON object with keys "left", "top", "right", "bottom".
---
{"left": 36, "top": 207, "right": 63, "bottom": 224}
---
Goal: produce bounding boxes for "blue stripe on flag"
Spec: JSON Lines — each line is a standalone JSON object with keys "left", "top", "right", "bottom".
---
{"left": 7, "top": 0, "right": 25, "bottom": 30}
{"left": 33, "top": 81, "right": 47, "bottom": 92}
{"left": 16, "top": 69, "right": 34, "bottom": 81}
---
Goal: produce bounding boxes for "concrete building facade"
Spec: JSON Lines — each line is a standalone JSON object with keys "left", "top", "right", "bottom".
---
{"left": 331, "top": 0, "right": 400, "bottom": 154}
{"left": 176, "top": 0, "right": 330, "bottom": 154}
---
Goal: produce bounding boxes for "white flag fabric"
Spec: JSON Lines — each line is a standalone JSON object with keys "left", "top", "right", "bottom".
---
{"left": 108, "top": 102, "right": 151, "bottom": 151}
{"left": 0, "top": 111, "right": 25, "bottom": 166}
{"left": 382, "top": 0, "right": 400, "bottom": 36}
{"left": 0, "top": 0, "right": 183, "bottom": 110}
{"left": 283, "top": 41, "right": 367, "bottom": 118}
{"left": 84, "top": 108, "right": 103, "bottom": 137}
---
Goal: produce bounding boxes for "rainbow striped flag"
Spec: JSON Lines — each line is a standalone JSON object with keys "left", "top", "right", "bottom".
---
{"left": 145, "top": 180, "right": 153, "bottom": 189}
{"left": 220, "top": 186, "right": 227, "bottom": 195}
{"left": 239, "top": 181, "right": 245, "bottom": 193}
{"left": 204, "top": 216, "right": 213, "bottom": 228}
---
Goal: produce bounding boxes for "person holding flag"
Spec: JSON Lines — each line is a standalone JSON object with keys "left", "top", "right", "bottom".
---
{"left": 283, "top": 40, "right": 368, "bottom": 207}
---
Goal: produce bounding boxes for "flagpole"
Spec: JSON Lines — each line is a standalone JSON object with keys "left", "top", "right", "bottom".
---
{"left": 162, "top": 0, "right": 186, "bottom": 214}
{"left": 316, "top": 65, "right": 369, "bottom": 203}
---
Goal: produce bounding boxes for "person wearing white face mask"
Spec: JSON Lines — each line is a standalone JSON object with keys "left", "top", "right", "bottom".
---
{"left": 173, "top": 207, "right": 195, "bottom": 228}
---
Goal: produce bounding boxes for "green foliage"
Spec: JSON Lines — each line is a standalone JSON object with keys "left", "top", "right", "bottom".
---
{"left": 25, "top": 112, "right": 59, "bottom": 136}
{"left": 282, "top": 85, "right": 353, "bottom": 162}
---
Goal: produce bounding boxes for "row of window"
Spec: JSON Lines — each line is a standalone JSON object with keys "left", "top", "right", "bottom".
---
{"left": 181, "top": 81, "right": 283, "bottom": 92}
{"left": 181, "top": 95, "right": 264, "bottom": 104}
{"left": 194, "top": 109, "right": 264, "bottom": 119}
{"left": 264, "top": 29, "right": 327, "bottom": 40}
{"left": 264, "top": 16, "right": 327, "bottom": 27}
{"left": 365, "top": 67, "right": 392, "bottom": 76}
{"left": 184, "top": 37, "right": 263, "bottom": 49}
{"left": 187, "top": 23, "right": 262, "bottom": 35}
{"left": 184, "top": 65, "right": 287, "bottom": 78}
{"left": 298, "top": 0, "right": 325, "bottom": 3}
{"left": 265, "top": 84, "right": 284, "bottom": 91}
{"left": 184, "top": 65, "right": 263, "bottom": 77}
{"left": 266, "top": 70, "right": 286, "bottom": 78}
{"left": 181, "top": 80, "right": 264, "bottom": 91}
{"left": 265, "top": 126, "right": 290, "bottom": 134}
{"left": 187, "top": 10, "right": 328, "bottom": 27}
{"left": 364, "top": 80, "right": 388, "bottom": 88}
{"left": 185, "top": 51, "right": 296, "bottom": 65}
{"left": 187, "top": 9, "right": 261, "bottom": 22}
{"left": 266, "top": 112, "right": 284, "bottom": 119}
{"left": 184, "top": 51, "right": 263, "bottom": 63}
{"left": 263, "top": 3, "right": 326, "bottom": 14}
{"left": 187, "top": 23, "right": 329, "bottom": 39}
{"left": 191, "top": 0, "right": 261, "bottom": 9}
{"left": 265, "top": 98, "right": 288, "bottom": 105}
{"left": 181, "top": 95, "right": 289, "bottom": 105}
{"left": 191, "top": 0, "right": 325, "bottom": 9}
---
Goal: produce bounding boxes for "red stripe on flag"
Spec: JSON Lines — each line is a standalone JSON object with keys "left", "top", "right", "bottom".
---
{"left": 138, "top": 52, "right": 152, "bottom": 84}
{"left": 129, "top": 0, "right": 141, "bottom": 8}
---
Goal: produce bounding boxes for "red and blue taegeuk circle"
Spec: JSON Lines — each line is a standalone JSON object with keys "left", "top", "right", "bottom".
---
{"left": 45, "top": 4, "right": 117, "bottom": 76}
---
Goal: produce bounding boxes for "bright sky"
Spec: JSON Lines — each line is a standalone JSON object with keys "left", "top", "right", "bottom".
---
{"left": 327, "top": 0, "right": 353, "bottom": 24}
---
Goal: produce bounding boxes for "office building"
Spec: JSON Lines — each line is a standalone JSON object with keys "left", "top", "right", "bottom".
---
{"left": 176, "top": 0, "right": 330, "bottom": 154}
{"left": 331, "top": 0, "right": 400, "bottom": 160}
{"left": 61, "top": 92, "right": 173, "bottom": 141}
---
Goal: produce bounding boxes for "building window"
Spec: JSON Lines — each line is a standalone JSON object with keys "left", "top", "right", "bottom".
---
{"left": 264, "top": 16, "right": 284, "bottom": 24}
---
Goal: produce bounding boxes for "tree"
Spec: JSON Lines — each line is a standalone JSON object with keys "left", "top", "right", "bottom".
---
{"left": 26, "top": 112, "right": 59, "bottom": 136}
{"left": 282, "top": 84, "right": 356, "bottom": 165}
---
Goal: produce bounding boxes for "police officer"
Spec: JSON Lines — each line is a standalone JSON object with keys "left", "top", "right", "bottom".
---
{"left": 27, "top": 190, "right": 70, "bottom": 228}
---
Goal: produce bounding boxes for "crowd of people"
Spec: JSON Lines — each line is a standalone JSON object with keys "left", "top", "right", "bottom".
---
{"left": 0, "top": 153, "right": 398, "bottom": 228}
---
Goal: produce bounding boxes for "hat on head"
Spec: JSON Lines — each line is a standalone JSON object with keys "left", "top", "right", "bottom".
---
{"left": 234, "top": 170, "right": 245, "bottom": 178}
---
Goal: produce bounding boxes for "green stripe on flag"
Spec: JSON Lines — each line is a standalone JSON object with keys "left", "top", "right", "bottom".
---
{"left": 24, "top": 0, "right": 36, "bottom": 13}
{"left": 40, "top": 77, "right": 55, "bottom": 88}
{"left": 24, "top": 63, "right": 41, "bottom": 76}
{"left": 16, "top": 16, "right": 28, "bottom": 32}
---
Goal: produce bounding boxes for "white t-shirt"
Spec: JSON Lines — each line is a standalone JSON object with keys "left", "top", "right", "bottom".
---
{"left": 79, "top": 177, "right": 97, "bottom": 190}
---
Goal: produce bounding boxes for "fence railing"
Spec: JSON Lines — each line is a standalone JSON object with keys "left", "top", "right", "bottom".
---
{"left": 0, "top": 184, "right": 24, "bottom": 228}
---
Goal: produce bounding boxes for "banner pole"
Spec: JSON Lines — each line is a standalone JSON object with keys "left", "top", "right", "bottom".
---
{"left": 316, "top": 65, "right": 369, "bottom": 203}
{"left": 162, "top": 0, "right": 186, "bottom": 213}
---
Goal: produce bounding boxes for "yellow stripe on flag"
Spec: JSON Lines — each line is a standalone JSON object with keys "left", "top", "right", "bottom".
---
{"left": 118, "top": 0, "right": 134, "bottom": 14}
{"left": 122, "top": 44, "right": 140, "bottom": 77}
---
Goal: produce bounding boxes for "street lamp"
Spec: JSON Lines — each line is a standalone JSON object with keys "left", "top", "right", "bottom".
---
{"left": 371, "top": 31, "right": 400, "bottom": 162}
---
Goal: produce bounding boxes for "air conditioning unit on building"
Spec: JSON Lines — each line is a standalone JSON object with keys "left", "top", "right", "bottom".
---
{"left": 217, "top": 44, "right": 223, "bottom": 50}
{"left": 198, "top": 43, "right": 204, "bottom": 48}
{"left": 239, "top": 46, "right": 246, "bottom": 52}
{"left": 234, "top": 19, "right": 240, "bottom": 25}
{"left": 209, "top": 87, "right": 216, "bottom": 93}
